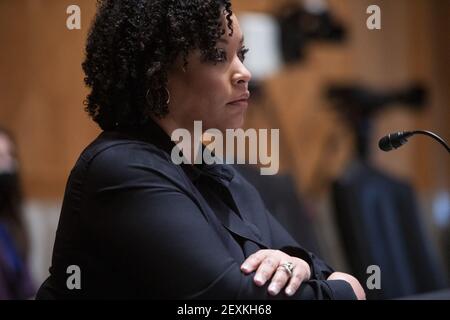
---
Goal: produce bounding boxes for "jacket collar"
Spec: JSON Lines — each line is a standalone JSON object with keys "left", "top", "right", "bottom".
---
{"left": 117, "top": 119, "right": 235, "bottom": 183}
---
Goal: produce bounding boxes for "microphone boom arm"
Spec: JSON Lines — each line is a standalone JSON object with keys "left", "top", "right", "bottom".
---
{"left": 379, "top": 130, "right": 450, "bottom": 153}
{"left": 412, "top": 130, "right": 450, "bottom": 153}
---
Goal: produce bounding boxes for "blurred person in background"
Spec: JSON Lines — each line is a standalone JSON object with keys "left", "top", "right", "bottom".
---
{"left": 0, "top": 127, "right": 35, "bottom": 299}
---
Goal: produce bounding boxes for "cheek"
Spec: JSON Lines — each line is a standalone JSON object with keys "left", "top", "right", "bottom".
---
{"left": 170, "top": 61, "right": 240, "bottom": 128}
{"left": 189, "top": 75, "right": 230, "bottom": 118}
{"left": 201, "top": 75, "right": 230, "bottom": 104}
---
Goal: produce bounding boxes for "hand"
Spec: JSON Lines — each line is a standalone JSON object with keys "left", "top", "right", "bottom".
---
{"left": 240, "top": 249, "right": 311, "bottom": 296}
{"left": 327, "top": 272, "right": 366, "bottom": 300}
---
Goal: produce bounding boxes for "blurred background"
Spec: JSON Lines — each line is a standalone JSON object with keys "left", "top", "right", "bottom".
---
{"left": 0, "top": 0, "right": 449, "bottom": 299}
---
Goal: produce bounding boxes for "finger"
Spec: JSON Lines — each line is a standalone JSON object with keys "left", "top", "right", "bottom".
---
{"left": 267, "top": 266, "right": 290, "bottom": 296}
{"left": 240, "top": 250, "right": 268, "bottom": 274}
{"left": 285, "top": 261, "right": 309, "bottom": 296}
{"left": 253, "top": 257, "right": 279, "bottom": 286}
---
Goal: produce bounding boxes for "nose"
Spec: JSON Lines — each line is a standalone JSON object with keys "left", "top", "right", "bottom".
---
{"left": 231, "top": 59, "right": 252, "bottom": 87}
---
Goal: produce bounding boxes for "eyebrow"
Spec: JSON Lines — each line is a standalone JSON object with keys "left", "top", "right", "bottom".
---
{"left": 218, "top": 36, "right": 245, "bottom": 45}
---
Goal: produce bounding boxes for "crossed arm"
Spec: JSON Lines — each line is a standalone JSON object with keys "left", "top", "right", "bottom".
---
{"left": 87, "top": 150, "right": 365, "bottom": 299}
{"left": 240, "top": 249, "right": 366, "bottom": 299}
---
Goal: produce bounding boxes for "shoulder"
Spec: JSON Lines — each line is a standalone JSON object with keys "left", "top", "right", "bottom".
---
{"left": 73, "top": 131, "right": 187, "bottom": 191}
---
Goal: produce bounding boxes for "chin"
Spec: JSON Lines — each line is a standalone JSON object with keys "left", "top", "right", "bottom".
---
{"left": 223, "top": 116, "right": 245, "bottom": 131}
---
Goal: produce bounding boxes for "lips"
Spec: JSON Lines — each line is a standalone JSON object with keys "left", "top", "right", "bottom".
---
{"left": 227, "top": 92, "right": 250, "bottom": 105}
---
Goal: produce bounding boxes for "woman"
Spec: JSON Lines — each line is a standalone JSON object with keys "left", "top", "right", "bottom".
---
{"left": 0, "top": 128, "right": 35, "bottom": 299}
{"left": 37, "top": 0, "right": 365, "bottom": 299}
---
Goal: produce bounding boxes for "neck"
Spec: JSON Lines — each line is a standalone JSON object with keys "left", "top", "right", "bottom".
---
{"left": 151, "top": 115, "right": 202, "bottom": 165}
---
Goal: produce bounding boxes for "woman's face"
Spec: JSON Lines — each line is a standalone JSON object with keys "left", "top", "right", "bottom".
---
{"left": 166, "top": 13, "right": 252, "bottom": 133}
{"left": 0, "top": 133, "right": 15, "bottom": 173}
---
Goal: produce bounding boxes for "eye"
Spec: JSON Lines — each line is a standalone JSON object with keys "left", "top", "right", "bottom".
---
{"left": 238, "top": 46, "right": 249, "bottom": 62}
{"left": 213, "top": 48, "right": 228, "bottom": 63}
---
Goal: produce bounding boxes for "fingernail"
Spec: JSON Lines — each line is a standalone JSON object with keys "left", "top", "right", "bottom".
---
{"left": 268, "top": 284, "right": 279, "bottom": 295}
{"left": 241, "top": 264, "right": 249, "bottom": 272}
{"left": 285, "top": 288, "right": 294, "bottom": 296}
{"left": 254, "top": 275, "right": 264, "bottom": 285}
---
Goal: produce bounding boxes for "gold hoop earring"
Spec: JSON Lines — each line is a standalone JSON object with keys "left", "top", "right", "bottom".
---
{"left": 164, "top": 87, "right": 171, "bottom": 105}
{"left": 145, "top": 88, "right": 152, "bottom": 106}
{"left": 146, "top": 87, "right": 170, "bottom": 106}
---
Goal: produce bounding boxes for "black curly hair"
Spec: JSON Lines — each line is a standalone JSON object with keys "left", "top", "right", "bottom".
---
{"left": 82, "top": 0, "right": 234, "bottom": 130}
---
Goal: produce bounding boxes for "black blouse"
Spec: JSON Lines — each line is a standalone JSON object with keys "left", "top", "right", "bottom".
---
{"left": 36, "top": 121, "right": 356, "bottom": 299}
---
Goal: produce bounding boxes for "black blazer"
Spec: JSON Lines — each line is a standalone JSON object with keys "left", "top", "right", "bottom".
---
{"left": 37, "top": 121, "right": 356, "bottom": 299}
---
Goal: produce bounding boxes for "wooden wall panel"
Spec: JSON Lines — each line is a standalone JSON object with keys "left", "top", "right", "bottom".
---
{"left": 0, "top": 0, "right": 448, "bottom": 202}
{"left": 0, "top": 0, "right": 99, "bottom": 199}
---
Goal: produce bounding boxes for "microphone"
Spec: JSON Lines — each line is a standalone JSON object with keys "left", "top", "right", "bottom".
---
{"left": 378, "top": 130, "right": 450, "bottom": 153}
